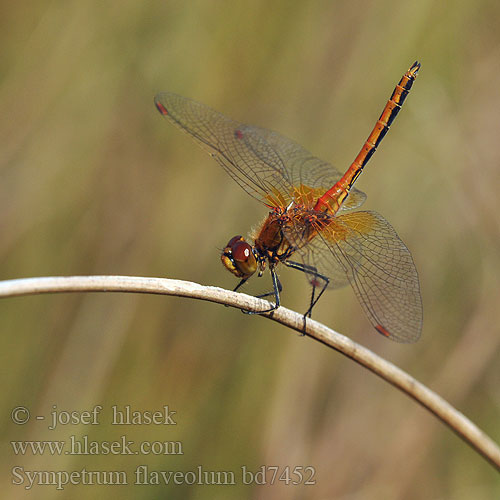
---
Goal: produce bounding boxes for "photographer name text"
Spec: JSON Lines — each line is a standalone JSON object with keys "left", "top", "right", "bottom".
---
{"left": 11, "top": 405, "right": 177, "bottom": 429}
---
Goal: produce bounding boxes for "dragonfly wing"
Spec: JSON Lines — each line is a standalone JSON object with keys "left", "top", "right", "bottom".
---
{"left": 242, "top": 125, "right": 367, "bottom": 211}
{"left": 289, "top": 210, "right": 422, "bottom": 342}
{"left": 155, "top": 92, "right": 292, "bottom": 203}
{"left": 283, "top": 214, "right": 352, "bottom": 289}
{"left": 155, "top": 92, "right": 366, "bottom": 210}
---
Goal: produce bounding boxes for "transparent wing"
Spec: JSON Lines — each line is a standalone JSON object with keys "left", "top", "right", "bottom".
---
{"left": 155, "top": 92, "right": 366, "bottom": 211}
{"left": 286, "top": 210, "right": 422, "bottom": 342}
{"left": 243, "top": 126, "right": 367, "bottom": 211}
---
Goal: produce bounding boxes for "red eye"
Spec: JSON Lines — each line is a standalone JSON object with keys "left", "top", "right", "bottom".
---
{"left": 221, "top": 236, "right": 257, "bottom": 278}
{"left": 231, "top": 240, "right": 252, "bottom": 262}
{"left": 227, "top": 235, "right": 244, "bottom": 248}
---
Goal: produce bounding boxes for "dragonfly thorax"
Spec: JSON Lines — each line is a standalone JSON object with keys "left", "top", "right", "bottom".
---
{"left": 254, "top": 211, "right": 295, "bottom": 264}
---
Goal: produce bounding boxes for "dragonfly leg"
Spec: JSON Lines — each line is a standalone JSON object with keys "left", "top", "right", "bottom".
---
{"left": 233, "top": 275, "right": 282, "bottom": 298}
{"left": 241, "top": 268, "right": 283, "bottom": 314}
{"left": 254, "top": 273, "right": 282, "bottom": 299}
{"left": 233, "top": 278, "right": 248, "bottom": 293}
{"left": 242, "top": 268, "right": 281, "bottom": 315}
{"left": 284, "top": 260, "right": 330, "bottom": 321}
{"left": 224, "top": 277, "right": 249, "bottom": 308}
{"left": 227, "top": 270, "right": 281, "bottom": 315}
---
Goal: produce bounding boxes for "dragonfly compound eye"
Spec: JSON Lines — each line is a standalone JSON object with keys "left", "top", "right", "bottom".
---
{"left": 221, "top": 236, "right": 258, "bottom": 278}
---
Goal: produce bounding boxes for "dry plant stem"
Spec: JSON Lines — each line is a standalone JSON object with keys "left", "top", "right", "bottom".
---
{"left": 0, "top": 276, "right": 499, "bottom": 471}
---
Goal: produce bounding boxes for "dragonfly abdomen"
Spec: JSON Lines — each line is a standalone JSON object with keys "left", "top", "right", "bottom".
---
{"left": 314, "top": 61, "right": 420, "bottom": 213}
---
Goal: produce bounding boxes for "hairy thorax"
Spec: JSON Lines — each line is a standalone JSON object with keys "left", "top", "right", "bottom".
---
{"left": 253, "top": 206, "right": 332, "bottom": 264}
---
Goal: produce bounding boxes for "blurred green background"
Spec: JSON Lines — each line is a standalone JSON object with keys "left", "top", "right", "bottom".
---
{"left": 1, "top": 0, "right": 499, "bottom": 498}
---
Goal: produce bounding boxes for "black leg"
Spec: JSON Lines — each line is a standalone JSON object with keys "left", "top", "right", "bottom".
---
{"left": 305, "top": 277, "right": 328, "bottom": 317}
{"left": 309, "top": 283, "right": 317, "bottom": 318}
{"left": 233, "top": 275, "right": 282, "bottom": 298}
{"left": 243, "top": 268, "right": 281, "bottom": 315}
{"left": 233, "top": 278, "right": 248, "bottom": 293}
{"left": 224, "top": 278, "right": 249, "bottom": 309}
{"left": 283, "top": 260, "right": 330, "bottom": 319}
{"left": 254, "top": 273, "right": 282, "bottom": 299}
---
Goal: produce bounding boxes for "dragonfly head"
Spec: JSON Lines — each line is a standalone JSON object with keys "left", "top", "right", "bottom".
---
{"left": 221, "top": 236, "right": 258, "bottom": 279}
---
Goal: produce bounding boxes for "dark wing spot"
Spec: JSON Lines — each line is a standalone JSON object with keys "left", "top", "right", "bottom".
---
{"left": 234, "top": 129, "right": 244, "bottom": 139}
{"left": 155, "top": 101, "right": 169, "bottom": 116}
{"left": 375, "top": 324, "right": 391, "bottom": 337}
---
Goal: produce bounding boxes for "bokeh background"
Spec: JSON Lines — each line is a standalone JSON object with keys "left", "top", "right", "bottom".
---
{"left": 1, "top": 1, "right": 499, "bottom": 498}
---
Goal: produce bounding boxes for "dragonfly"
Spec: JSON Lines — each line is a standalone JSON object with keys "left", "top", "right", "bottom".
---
{"left": 155, "top": 62, "right": 423, "bottom": 342}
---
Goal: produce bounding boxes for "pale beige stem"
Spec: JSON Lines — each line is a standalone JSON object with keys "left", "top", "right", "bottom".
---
{"left": 0, "top": 275, "right": 499, "bottom": 471}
